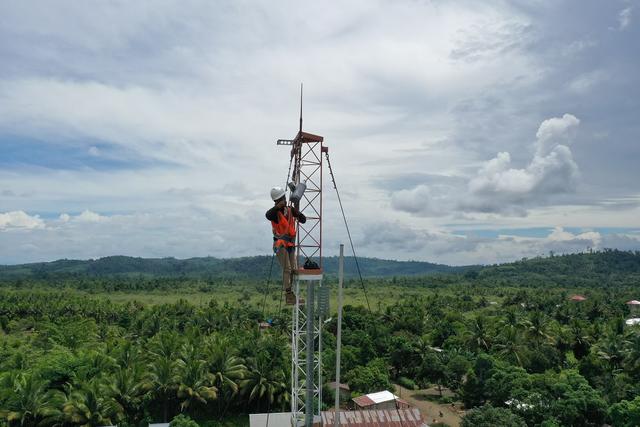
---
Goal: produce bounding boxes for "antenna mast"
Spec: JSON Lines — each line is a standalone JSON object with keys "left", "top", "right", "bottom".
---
{"left": 299, "top": 83, "right": 303, "bottom": 133}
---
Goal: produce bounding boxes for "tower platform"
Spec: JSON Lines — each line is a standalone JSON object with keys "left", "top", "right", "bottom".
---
{"left": 295, "top": 268, "right": 323, "bottom": 281}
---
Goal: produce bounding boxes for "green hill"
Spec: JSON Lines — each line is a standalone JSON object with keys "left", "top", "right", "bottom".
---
{"left": 2, "top": 250, "right": 639, "bottom": 288}
{"left": 0, "top": 255, "right": 466, "bottom": 280}
{"left": 473, "top": 249, "right": 640, "bottom": 287}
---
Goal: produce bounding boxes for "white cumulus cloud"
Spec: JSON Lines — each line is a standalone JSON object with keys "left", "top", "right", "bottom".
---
{"left": 0, "top": 211, "right": 45, "bottom": 230}
{"left": 547, "top": 226, "right": 601, "bottom": 246}
{"left": 357, "top": 223, "right": 640, "bottom": 265}
{"left": 74, "top": 210, "right": 108, "bottom": 223}
{"left": 534, "top": 113, "right": 580, "bottom": 155}
{"left": 464, "top": 114, "right": 580, "bottom": 213}
{"left": 393, "top": 114, "right": 582, "bottom": 216}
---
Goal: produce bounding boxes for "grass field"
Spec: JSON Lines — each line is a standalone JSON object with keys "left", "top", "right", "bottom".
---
{"left": 71, "top": 283, "right": 457, "bottom": 312}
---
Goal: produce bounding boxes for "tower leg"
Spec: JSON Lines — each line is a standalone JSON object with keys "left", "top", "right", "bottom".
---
{"left": 290, "top": 274, "right": 322, "bottom": 427}
{"left": 305, "top": 279, "right": 315, "bottom": 427}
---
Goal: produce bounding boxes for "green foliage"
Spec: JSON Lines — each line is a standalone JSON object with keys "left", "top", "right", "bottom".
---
{"left": 418, "top": 350, "right": 446, "bottom": 393}
{"left": 396, "top": 376, "right": 418, "bottom": 390}
{"left": 171, "top": 413, "right": 200, "bottom": 427}
{"left": 2, "top": 250, "right": 640, "bottom": 425}
{"left": 462, "top": 356, "right": 607, "bottom": 426}
{"left": 344, "top": 358, "right": 391, "bottom": 395}
{"left": 445, "top": 355, "right": 470, "bottom": 390}
{"left": 608, "top": 396, "right": 640, "bottom": 427}
{"left": 0, "top": 291, "right": 294, "bottom": 426}
{"left": 62, "top": 381, "right": 118, "bottom": 426}
{"left": 461, "top": 404, "right": 526, "bottom": 427}
{"left": 548, "top": 370, "right": 607, "bottom": 426}
{"left": 0, "top": 372, "right": 64, "bottom": 426}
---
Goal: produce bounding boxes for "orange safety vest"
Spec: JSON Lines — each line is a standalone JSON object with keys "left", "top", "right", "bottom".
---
{"left": 271, "top": 207, "right": 297, "bottom": 249}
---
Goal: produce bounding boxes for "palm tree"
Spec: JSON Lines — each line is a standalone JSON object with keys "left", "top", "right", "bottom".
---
{"left": 499, "top": 308, "right": 522, "bottom": 331}
{"left": 202, "top": 335, "right": 247, "bottom": 416}
{"left": 105, "top": 367, "right": 147, "bottom": 425}
{"left": 569, "top": 320, "right": 592, "bottom": 360}
{"left": 204, "top": 336, "right": 247, "bottom": 393}
{"left": 0, "top": 373, "right": 63, "bottom": 426}
{"left": 146, "top": 357, "right": 179, "bottom": 422}
{"left": 114, "top": 340, "right": 140, "bottom": 370}
{"left": 524, "top": 311, "right": 551, "bottom": 346}
{"left": 494, "top": 327, "right": 524, "bottom": 366}
{"left": 149, "top": 330, "right": 182, "bottom": 360}
{"left": 596, "top": 332, "right": 627, "bottom": 372}
{"left": 240, "top": 357, "right": 289, "bottom": 412}
{"left": 550, "top": 322, "right": 571, "bottom": 365}
{"left": 176, "top": 355, "right": 218, "bottom": 412}
{"left": 465, "top": 315, "right": 492, "bottom": 352}
{"left": 623, "top": 332, "right": 640, "bottom": 375}
{"left": 73, "top": 351, "right": 117, "bottom": 384}
{"left": 195, "top": 310, "right": 221, "bottom": 335}
{"left": 62, "top": 381, "right": 118, "bottom": 426}
{"left": 45, "top": 319, "right": 99, "bottom": 351}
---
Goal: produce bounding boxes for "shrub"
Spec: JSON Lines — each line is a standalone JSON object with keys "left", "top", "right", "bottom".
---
{"left": 461, "top": 405, "right": 526, "bottom": 427}
{"left": 170, "top": 414, "right": 200, "bottom": 427}
{"left": 397, "top": 376, "right": 418, "bottom": 390}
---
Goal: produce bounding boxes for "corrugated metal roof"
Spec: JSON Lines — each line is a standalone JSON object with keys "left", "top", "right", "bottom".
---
{"left": 353, "top": 395, "right": 376, "bottom": 407}
{"left": 397, "top": 398, "right": 410, "bottom": 407}
{"left": 322, "top": 408, "right": 426, "bottom": 427}
{"left": 368, "top": 391, "right": 399, "bottom": 403}
{"left": 353, "top": 390, "right": 401, "bottom": 407}
{"left": 249, "top": 412, "right": 321, "bottom": 427}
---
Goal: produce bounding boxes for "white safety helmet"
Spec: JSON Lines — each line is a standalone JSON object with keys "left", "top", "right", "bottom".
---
{"left": 270, "top": 186, "right": 286, "bottom": 201}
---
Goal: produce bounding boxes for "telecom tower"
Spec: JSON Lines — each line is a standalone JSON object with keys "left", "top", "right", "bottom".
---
{"left": 277, "top": 107, "right": 328, "bottom": 427}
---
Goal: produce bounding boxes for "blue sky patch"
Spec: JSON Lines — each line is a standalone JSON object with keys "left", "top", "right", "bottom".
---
{"left": 0, "top": 134, "right": 174, "bottom": 171}
{"left": 453, "top": 227, "right": 640, "bottom": 239}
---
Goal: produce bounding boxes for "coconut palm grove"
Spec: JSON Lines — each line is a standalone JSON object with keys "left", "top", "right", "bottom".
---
{"left": 1, "top": 250, "right": 640, "bottom": 426}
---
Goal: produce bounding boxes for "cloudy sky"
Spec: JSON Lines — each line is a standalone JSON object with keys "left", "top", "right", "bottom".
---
{"left": 1, "top": 0, "right": 639, "bottom": 265}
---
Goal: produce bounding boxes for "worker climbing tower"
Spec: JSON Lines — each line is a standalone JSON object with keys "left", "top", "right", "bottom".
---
{"left": 276, "top": 87, "right": 328, "bottom": 427}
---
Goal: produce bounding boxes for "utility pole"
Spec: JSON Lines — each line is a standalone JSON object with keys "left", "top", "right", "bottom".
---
{"left": 334, "top": 244, "right": 344, "bottom": 427}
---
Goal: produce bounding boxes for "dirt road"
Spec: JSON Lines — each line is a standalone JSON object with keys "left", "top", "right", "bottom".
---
{"left": 394, "top": 384, "right": 464, "bottom": 427}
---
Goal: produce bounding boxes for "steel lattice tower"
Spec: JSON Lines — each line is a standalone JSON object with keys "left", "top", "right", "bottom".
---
{"left": 277, "top": 127, "right": 327, "bottom": 427}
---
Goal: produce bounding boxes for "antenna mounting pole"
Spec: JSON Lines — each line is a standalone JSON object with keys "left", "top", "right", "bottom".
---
{"left": 299, "top": 83, "right": 303, "bottom": 133}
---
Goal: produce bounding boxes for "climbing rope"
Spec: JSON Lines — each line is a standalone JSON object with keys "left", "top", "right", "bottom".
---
{"left": 260, "top": 253, "right": 275, "bottom": 321}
